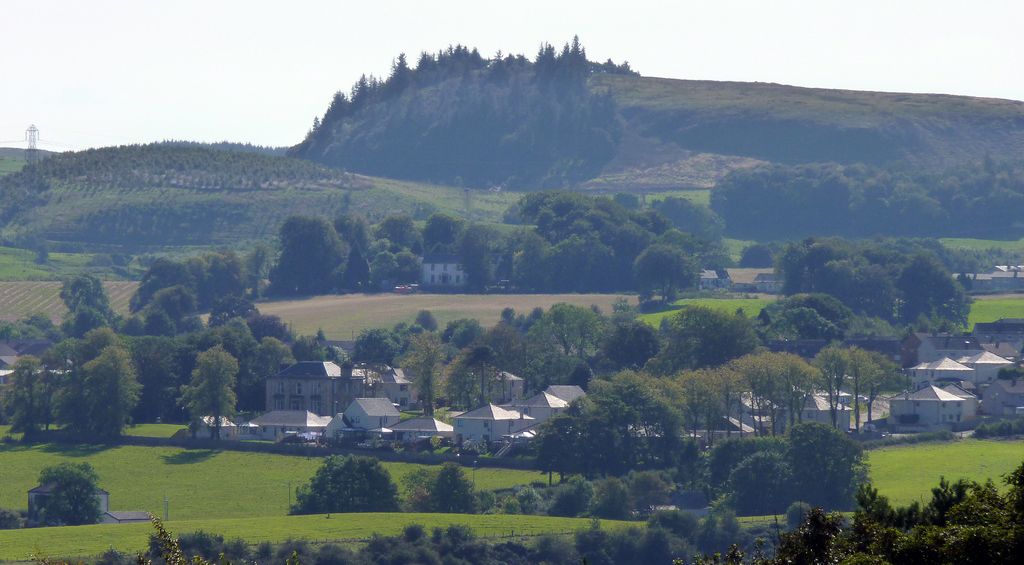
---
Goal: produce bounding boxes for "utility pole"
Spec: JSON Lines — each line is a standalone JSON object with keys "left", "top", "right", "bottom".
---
{"left": 25, "top": 125, "right": 39, "bottom": 165}
{"left": 163, "top": 495, "right": 169, "bottom": 521}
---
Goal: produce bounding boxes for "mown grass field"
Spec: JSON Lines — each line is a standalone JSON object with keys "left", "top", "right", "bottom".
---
{"left": 940, "top": 237, "right": 1024, "bottom": 254}
{"left": 0, "top": 513, "right": 635, "bottom": 563}
{"left": 124, "top": 424, "right": 187, "bottom": 438}
{"left": 0, "top": 246, "right": 132, "bottom": 282}
{"left": 0, "top": 281, "right": 136, "bottom": 322}
{"left": 259, "top": 293, "right": 632, "bottom": 338}
{"left": 968, "top": 295, "right": 1024, "bottom": 328}
{"left": 866, "top": 439, "right": 1024, "bottom": 507}
{"left": 638, "top": 297, "right": 775, "bottom": 327}
{"left": 0, "top": 443, "right": 545, "bottom": 521}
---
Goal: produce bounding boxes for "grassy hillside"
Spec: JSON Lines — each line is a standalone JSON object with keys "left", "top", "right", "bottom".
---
{"left": 0, "top": 513, "right": 634, "bottom": 562}
{"left": 866, "top": 439, "right": 1024, "bottom": 506}
{"left": 0, "top": 144, "right": 519, "bottom": 252}
{"left": 591, "top": 74, "right": 1024, "bottom": 191}
{"left": 0, "top": 281, "right": 136, "bottom": 322}
{"left": 259, "top": 292, "right": 631, "bottom": 339}
{"left": 0, "top": 442, "right": 545, "bottom": 520}
{"left": 0, "top": 156, "right": 24, "bottom": 176}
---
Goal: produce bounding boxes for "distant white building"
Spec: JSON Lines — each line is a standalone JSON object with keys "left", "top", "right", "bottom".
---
{"left": 454, "top": 404, "right": 533, "bottom": 444}
{"left": 421, "top": 254, "right": 466, "bottom": 288}
{"left": 503, "top": 391, "right": 569, "bottom": 423}
{"left": 956, "top": 351, "right": 1014, "bottom": 385}
{"left": 248, "top": 410, "right": 332, "bottom": 441}
{"left": 888, "top": 385, "right": 979, "bottom": 431}
{"left": 908, "top": 357, "right": 974, "bottom": 388}
{"left": 390, "top": 417, "right": 455, "bottom": 443}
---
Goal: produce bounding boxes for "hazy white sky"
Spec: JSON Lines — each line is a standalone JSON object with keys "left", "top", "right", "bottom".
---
{"left": 1, "top": 0, "right": 1021, "bottom": 151}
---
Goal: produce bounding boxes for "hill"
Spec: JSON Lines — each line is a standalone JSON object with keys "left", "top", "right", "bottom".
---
{"left": 0, "top": 144, "right": 518, "bottom": 251}
{"left": 292, "top": 41, "right": 1024, "bottom": 193}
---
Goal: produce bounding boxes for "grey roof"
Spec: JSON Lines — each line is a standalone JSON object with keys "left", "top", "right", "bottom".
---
{"left": 456, "top": 404, "right": 531, "bottom": 421}
{"left": 544, "top": 385, "right": 586, "bottom": 403}
{"left": 508, "top": 392, "right": 569, "bottom": 409}
{"left": 991, "top": 379, "right": 1024, "bottom": 394}
{"left": 275, "top": 362, "right": 343, "bottom": 379}
{"left": 700, "top": 269, "right": 718, "bottom": 279}
{"left": 105, "top": 511, "right": 151, "bottom": 522}
{"left": 911, "top": 357, "right": 973, "bottom": 371}
{"left": 249, "top": 410, "right": 332, "bottom": 427}
{"left": 499, "top": 371, "right": 523, "bottom": 382}
{"left": 390, "top": 417, "right": 454, "bottom": 433}
{"left": 915, "top": 333, "right": 983, "bottom": 351}
{"left": 897, "top": 385, "right": 971, "bottom": 402}
{"left": 380, "top": 368, "right": 410, "bottom": 384}
{"left": 347, "top": 397, "right": 400, "bottom": 418}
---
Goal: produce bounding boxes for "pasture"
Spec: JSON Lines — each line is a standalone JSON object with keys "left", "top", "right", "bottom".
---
{"left": 638, "top": 297, "right": 774, "bottom": 327}
{"left": 0, "top": 443, "right": 546, "bottom": 521}
{"left": 866, "top": 439, "right": 1024, "bottom": 507}
{"left": 0, "top": 513, "right": 634, "bottom": 562}
{"left": 940, "top": 237, "right": 1024, "bottom": 255}
{"left": 258, "top": 293, "right": 632, "bottom": 338}
{"left": 0, "top": 281, "right": 136, "bottom": 322}
{"left": 968, "top": 295, "right": 1024, "bottom": 328}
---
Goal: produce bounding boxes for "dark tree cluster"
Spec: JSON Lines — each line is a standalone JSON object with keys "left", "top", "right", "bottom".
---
{"left": 712, "top": 159, "right": 1024, "bottom": 239}
{"left": 777, "top": 237, "right": 971, "bottom": 326}
{"left": 291, "top": 38, "right": 634, "bottom": 188}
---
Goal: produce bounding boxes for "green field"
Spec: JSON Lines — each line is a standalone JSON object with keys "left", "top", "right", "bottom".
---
{"left": 0, "top": 280, "right": 136, "bottom": 322}
{"left": 0, "top": 246, "right": 136, "bottom": 282}
{"left": 0, "top": 157, "right": 24, "bottom": 176}
{"left": 940, "top": 237, "right": 1024, "bottom": 254}
{"left": 124, "top": 424, "right": 187, "bottom": 438}
{"left": 0, "top": 513, "right": 635, "bottom": 562}
{"left": 638, "top": 297, "right": 774, "bottom": 327}
{"left": 866, "top": 439, "right": 1024, "bottom": 507}
{"left": 0, "top": 443, "right": 545, "bottom": 521}
{"left": 259, "top": 293, "right": 632, "bottom": 339}
{"left": 968, "top": 295, "right": 1024, "bottom": 328}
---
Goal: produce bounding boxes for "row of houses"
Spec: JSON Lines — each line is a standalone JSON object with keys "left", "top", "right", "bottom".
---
{"left": 957, "top": 266, "right": 1024, "bottom": 293}
{"left": 265, "top": 361, "right": 525, "bottom": 417}
{"left": 699, "top": 268, "right": 782, "bottom": 294}
{"left": 205, "top": 384, "right": 587, "bottom": 447}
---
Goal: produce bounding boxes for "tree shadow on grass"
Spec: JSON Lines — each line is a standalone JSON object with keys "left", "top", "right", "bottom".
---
{"left": 38, "top": 443, "right": 115, "bottom": 457}
{"left": 161, "top": 449, "right": 219, "bottom": 465}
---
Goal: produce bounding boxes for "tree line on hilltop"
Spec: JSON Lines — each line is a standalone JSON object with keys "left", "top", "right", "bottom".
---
{"left": 291, "top": 38, "right": 634, "bottom": 188}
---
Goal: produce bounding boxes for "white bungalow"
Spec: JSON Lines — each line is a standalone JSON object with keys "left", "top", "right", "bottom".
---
{"left": 453, "top": 404, "right": 533, "bottom": 444}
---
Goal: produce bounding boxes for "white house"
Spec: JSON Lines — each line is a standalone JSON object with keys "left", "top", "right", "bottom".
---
{"left": 454, "top": 404, "right": 533, "bottom": 444}
{"left": 421, "top": 254, "right": 466, "bottom": 288}
{"left": 502, "top": 391, "right": 569, "bottom": 423}
{"left": 343, "top": 398, "right": 401, "bottom": 430}
{"left": 800, "top": 393, "right": 852, "bottom": 430}
{"left": 956, "top": 351, "right": 1014, "bottom": 385}
{"left": 888, "top": 385, "right": 979, "bottom": 431}
{"left": 379, "top": 368, "right": 415, "bottom": 408}
{"left": 908, "top": 357, "right": 975, "bottom": 388}
{"left": 497, "top": 371, "right": 525, "bottom": 403}
{"left": 389, "top": 417, "right": 455, "bottom": 443}
{"left": 194, "top": 416, "right": 239, "bottom": 440}
{"left": 248, "top": 410, "right": 332, "bottom": 441}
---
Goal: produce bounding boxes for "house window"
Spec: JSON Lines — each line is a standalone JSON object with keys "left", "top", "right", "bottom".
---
{"left": 431, "top": 274, "right": 435, "bottom": 283}
{"left": 311, "top": 399, "right": 321, "bottom": 414}
{"left": 290, "top": 398, "right": 303, "bottom": 410}
{"left": 455, "top": 275, "right": 461, "bottom": 284}
{"left": 276, "top": 382, "right": 285, "bottom": 394}
{"left": 274, "top": 398, "right": 284, "bottom": 410}
{"left": 400, "top": 384, "right": 407, "bottom": 391}
{"left": 295, "top": 382, "right": 303, "bottom": 395}
{"left": 431, "top": 263, "right": 436, "bottom": 271}
{"left": 313, "top": 382, "right": 321, "bottom": 395}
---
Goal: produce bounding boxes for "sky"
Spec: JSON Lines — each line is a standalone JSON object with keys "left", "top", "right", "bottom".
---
{"left": 1, "top": 0, "right": 1021, "bottom": 151}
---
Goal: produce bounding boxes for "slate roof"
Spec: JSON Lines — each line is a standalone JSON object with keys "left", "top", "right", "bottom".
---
{"left": 940, "top": 384, "right": 976, "bottom": 399}
{"left": 990, "top": 379, "right": 1024, "bottom": 395}
{"left": 275, "top": 361, "right": 343, "bottom": 379}
{"left": 544, "top": 385, "right": 586, "bottom": 403}
{"left": 911, "top": 357, "right": 973, "bottom": 371}
{"left": 249, "top": 410, "right": 332, "bottom": 427}
{"left": 390, "top": 417, "right": 454, "bottom": 433}
{"left": 347, "top": 398, "right": 400, "bottom": 418}
{"left": 380, "top": 368, "right": 410, "bottom": 384}
{"left": 974, "top": 318, "right": 1024, "bottom": 334}
{"left": 957, "top": 351, "right": 1013, "bottom": 366}
{"left": 456, "top": 404, "right": 531, "bottom": 421}
{"left": 725, "top": 268, "right": 773, "bottom": 285}
{"left": 898, "top": 385, "right": 969, "bottom": 402}
{"left": 915, "top": 333, "right": 983, "bottom": 351}
{"left": 105, "top": 511, "right": 151, "bottom": 522}
{"left": 507, "top": 392, "right": 569, "bottom": 409}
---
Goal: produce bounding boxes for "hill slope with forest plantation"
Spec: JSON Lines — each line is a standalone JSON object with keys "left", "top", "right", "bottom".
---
{"left": 0, "top": 144, "right": 518, "bottom": 251}
{"left": 292, "top": 39, "right": 1024, "bottom": 192}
